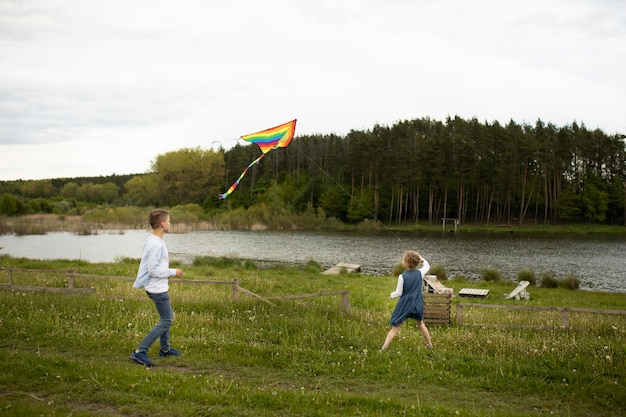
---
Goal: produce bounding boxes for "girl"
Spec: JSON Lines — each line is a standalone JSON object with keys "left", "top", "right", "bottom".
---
{"left": 381, "top": 250, "right": 433, "bottom": 350}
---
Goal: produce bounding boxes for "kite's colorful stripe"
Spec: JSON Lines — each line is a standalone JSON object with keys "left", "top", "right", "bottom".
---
{"left": 218, "top": 154, "right": 265, "bottom": 200}
{"left": 241, "top": 119, "right": 297, "bottom": 154}
{"left": 218, "top": 119, "right": 297, "bottom": 200}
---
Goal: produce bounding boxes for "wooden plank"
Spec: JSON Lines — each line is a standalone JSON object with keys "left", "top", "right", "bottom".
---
{"left": 322, "top": 263, "right": 361, "bottom": 275}
{"left": 0, "top": 267, "right": 74, "bottom": 273}
{"left": 235, "top": 286, "right": 276, "bottom": 306}
{"left": 565, "top": 307, "right": 626, "bottom": 315}
{"left": 455, "top": 303, "right": 626, "bottom": 329}
{"left": 423, "top": 275, "right": 454, "bottom": 295}
{"left": 458, "top": 303, "right": 557, "bottom": 312}
{"left": 71, "top": 273, "right": 234, "bottom": 286}
{"left": 0, "top": 284, "right": 95, "bottom": 294}
{"left": 268, "top": 290, "right": 352, "bottom": 315}
{"left": 459, "top": 288, "right": 490, "bottom": 298}
{"left": 424, "top": 293, "right": 451, "bottom": 324}
{"left": 504, "top": 281, "right": 530, "bottom": 299}
{"left": 267, "top": 290, "right": 349, "bottom": 300}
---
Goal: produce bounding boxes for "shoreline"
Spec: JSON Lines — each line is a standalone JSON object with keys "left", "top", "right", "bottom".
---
{"left": 3, "top": 213, "right": 626, "bottom": 236}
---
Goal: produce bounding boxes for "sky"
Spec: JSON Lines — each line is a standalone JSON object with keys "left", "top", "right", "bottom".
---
{"left": 1, "top": 0, "right": 625, "bottom": 181}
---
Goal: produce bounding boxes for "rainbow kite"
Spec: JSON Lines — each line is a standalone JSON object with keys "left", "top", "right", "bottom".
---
{"left": 218, "top": 119, "right": 297, "bottom": 199}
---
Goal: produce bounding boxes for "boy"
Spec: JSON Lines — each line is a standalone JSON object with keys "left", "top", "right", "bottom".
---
{"left": 130, "top": 209, "right": 184, "bottom": 366}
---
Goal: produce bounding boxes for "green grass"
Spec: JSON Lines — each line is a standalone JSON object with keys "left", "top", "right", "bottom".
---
{"left": 1, "top": 256, "right": 625, "bottom": 416}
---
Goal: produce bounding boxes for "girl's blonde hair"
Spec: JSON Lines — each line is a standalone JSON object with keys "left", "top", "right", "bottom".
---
{"left": 403, "top": 250, "right": 423, "bottom": 269}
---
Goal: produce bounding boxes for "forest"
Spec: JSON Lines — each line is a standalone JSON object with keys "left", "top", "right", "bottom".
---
{"left": 1, "top": 116, "right": 625, "bottom": 226}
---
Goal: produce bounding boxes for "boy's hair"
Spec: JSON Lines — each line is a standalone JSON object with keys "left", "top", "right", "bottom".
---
{"left": 148, "top": 209, "right": 169, "bottom": 229}
{"left": 403, "top": 250, "right": 423, "bottom": 269}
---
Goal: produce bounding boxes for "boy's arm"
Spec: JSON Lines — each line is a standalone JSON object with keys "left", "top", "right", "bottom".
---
{"left": 146, "top": 241, "right": 176, "bottom": 279}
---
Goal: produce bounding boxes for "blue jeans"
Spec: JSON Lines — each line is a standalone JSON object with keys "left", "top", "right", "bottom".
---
{"left": 138, "top": 291, "right": 173, "bottom": 353}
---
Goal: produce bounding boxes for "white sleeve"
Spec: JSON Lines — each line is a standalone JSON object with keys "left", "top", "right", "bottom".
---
{"left": 418, "top": 259, "right": 430, "bottom": 276}
{"left": 390, "top": 274, "right": 404, "bottom": 298}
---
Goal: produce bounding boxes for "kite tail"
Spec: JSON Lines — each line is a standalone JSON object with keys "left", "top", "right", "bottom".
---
{"left": 218, "top": 153, "right": 266, "bottom": 199}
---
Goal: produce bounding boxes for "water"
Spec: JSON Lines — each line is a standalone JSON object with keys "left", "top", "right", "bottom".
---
{"left": 1, "top": 230, "right": 625, "bottom": 293}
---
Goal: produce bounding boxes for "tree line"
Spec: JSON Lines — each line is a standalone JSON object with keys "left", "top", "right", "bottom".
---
{"left": 1, "top": 116, "right": 625, "bottom": 226}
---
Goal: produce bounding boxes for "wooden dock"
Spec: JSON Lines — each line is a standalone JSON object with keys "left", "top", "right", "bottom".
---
{"left": 322, "top": 263, "right": 361, "bottom": 275}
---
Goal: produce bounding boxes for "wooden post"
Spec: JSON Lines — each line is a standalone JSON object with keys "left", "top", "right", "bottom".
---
{"left": 232, "top": 278, "right": 239, "bottom": 302}
{"left": 9, "top": 268, "right": 13, "bottom": 285}
{"left": 456, "top": 304, "right": 464, "bottom": 326}
{"left": 68, "top": 270, "right": 75, "bottom": 289}
{"left": 559, "top": 308, "right": 569, "bottom": 328}
{"left": 341, "top": 291, "right": 352, "bottom": 316}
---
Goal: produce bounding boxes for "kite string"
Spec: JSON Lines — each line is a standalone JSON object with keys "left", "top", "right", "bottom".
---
{"left": 292, "top": 143, "right": 402, "bottom": 241}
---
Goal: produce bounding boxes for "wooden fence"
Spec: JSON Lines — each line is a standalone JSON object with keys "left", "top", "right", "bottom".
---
{"left": 0, "top": 268, "right": 351, "bottom": 314}
{"left": 0, "top": 267, "right": 95, "bottom": 294}
{"left": 266, "top": 289, "right": 352, "bottom": 315}
{"left": 456, "top": 302, "right": 626, "bottom": 329}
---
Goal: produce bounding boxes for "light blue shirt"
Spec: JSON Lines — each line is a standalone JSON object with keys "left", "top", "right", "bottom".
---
{"left": 133, "top": 234, "right": 176, "bottom": 293}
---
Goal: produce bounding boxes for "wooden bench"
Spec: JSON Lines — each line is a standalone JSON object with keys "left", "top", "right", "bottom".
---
{"left": 423, "top": 292, "right": 452, "bottom": 324}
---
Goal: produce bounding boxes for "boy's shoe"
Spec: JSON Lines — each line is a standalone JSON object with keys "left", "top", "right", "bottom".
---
{"left": 130, "top": 351, "right": 154, "bottom": 367}
{"left": 159, "top": 348, "right": 182, "bottom": 357}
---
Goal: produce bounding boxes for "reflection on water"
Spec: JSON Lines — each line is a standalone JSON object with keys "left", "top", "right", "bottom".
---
{"left": 1, "top": 230, "right": 625, "bottom": 293}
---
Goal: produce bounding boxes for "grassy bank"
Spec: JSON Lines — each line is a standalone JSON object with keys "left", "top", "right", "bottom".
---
{"left": 2, "top": 210, "right": 626, "bottom": 236}
{"left": 1, "top": 256, "right": 625, "bottom": 416}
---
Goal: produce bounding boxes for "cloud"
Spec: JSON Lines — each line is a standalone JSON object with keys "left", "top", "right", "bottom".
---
{"left": 0, "top": 0, "right": 625, "bottom": 180}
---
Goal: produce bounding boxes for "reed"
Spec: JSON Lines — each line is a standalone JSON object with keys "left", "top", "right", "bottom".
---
{"left": 4, "top": 208, "right": 626, "bottom": 236}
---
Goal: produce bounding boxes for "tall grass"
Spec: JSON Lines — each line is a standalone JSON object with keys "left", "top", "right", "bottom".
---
{"left": 1, "top": 256, "right": 625, "bottom": 417}
{"left": 5, "top": 207, "right": 626, "bottom": 236}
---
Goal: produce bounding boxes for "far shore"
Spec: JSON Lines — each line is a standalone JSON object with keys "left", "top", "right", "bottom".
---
{"left": 1, "top": 213, "right": 626, "bottom": 236}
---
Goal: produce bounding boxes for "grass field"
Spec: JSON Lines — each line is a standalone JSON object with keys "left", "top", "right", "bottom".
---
{"left": 0, "top": 255, "right": 625, "bottom": 416}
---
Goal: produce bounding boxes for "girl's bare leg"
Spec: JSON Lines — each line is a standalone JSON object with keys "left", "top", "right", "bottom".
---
{"left": 417, "top": 320, "right": 433, "bottom": 348}
{"left": 381, "top": 324, "right": 402, "bottom": 350}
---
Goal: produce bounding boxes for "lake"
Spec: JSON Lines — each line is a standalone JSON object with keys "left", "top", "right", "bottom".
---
{"left": 1, "top": 230, "right": 625, "bottom": 293}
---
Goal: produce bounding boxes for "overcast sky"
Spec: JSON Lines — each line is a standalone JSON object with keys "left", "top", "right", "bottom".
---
{"left": 1, "top": 0, "right": 625, "bottom": 181}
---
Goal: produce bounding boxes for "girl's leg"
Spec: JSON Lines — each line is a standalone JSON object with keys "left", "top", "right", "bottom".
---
{"left": 381, "top": 324, "right": 402, "bottom": 350}
{"left": 417, "top": 320, "right": 432, "bottom": 348}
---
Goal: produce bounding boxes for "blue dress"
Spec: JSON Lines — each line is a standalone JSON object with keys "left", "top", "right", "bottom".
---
{"left": 389, "top": 269, "right": 424, "bottom": 326}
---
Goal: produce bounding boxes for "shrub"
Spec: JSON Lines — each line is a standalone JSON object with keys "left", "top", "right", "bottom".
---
{"left": 560, "top": 274, "right": 580, "bottom": 290}
{"left": 242, "top": 259, "right": 258, "bottom": 270}
{"left": 304, "top": 259, "right": 322, "bottom": 273}
{"left": 193, "top": 256, "right": 244, "bottom": 268}
{"left": 429, "top": 263, "right": 447, "bottom": 280}
{"left": 391, "top": 262, "right": 403, "bottom": 276}
{"left": 517, "top": 269, "right": 537, "bottom": 286}
{"left": 540, "top": 273, "right": 559, "bottom": 288}
{"left": 481, "top": 267, "right": 503, "bottom": 283}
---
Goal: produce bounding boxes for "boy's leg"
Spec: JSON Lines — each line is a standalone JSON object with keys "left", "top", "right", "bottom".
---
{"left": 138, "top": 291, "right": 173, "bottom": 352}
